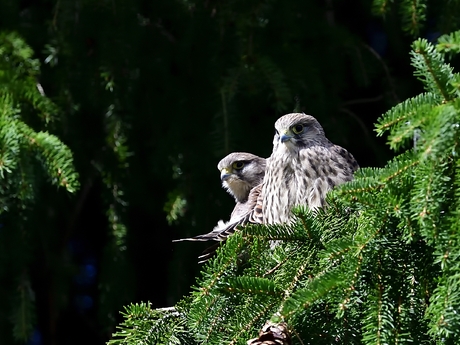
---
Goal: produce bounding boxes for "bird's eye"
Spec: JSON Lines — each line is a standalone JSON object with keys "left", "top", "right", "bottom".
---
{"left": 275, "top": 129, "right": 279, "bottom": 136}
{"left": 292, "top": 124, "right": 304, "bottom": 134}
{"left": 232, "top": 161, "right": 245, "bottom": 170}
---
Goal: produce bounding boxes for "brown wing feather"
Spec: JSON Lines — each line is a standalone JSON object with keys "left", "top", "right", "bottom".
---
{"left": 248, "top": 184, "right": 264, "bottom": 224}
{"left": 329, "top": 144, "right": 359, "bottom": 173}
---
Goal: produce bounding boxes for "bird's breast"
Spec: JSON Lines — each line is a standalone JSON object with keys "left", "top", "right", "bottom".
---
{"left": 263, "top": 146, "right": 348, "bottom": 224}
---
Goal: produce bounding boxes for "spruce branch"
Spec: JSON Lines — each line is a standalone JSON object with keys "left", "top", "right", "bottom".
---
{"left": 188, "top": 233, "right": 246, "bottom": 335}
{"left": 30, "top": 131, "right": 79, "bottom": 193}
{"left": 424, "top": 160, "right": 460, "bottom": 339}
{"left": 336, "top": 152, "right": 419, "bottom": 205}
{"left": 263, "top": 246, "right": 301, "bottom": 277}
{"left": 221, "top": 277, "right": 282, "bottom": 296}
{"left": 411, "top": 39, "right": 455, "bottom": 102}
{"left": 227, "top": 301, "right": 279, "bottom": 345}
{"left": 0, "top": 98, "right": 20, "bottom": 178}
{"left": 0, "top": 32, "right": 58, "bottom": 123}
{"left": 243, "top": 222, "right": 310, "bottom": 243}
{"left": 279, "top": 268, "right": 347, "bottom": 320}
{"left": 410, "top": 160, "right": 449, "bottom": 243}
{"left": 375, "top": 92, "right": 441, "bottom": 149}
{"left": 400, "top": 0, "right": 427, "bottom": 35}
{"left": 109, "top": 302, "right": 191, "bottom": 345}
{"left": 0, "top": 93, "right": 79, "bottom": 199}
{"left": 436, "top": 30, "right": 460, "bottom": 58}
{"left": 371, "top": 0, "right": 391, "bottom": 16}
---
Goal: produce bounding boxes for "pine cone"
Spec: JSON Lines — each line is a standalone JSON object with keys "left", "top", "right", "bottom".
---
{"left": 246, "top": 321, "right": 292, "bottom": 345}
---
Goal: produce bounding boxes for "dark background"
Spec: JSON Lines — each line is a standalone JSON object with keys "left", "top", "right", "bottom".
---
{"left": 0, "top": 0, "right": 453, "bottom": 344}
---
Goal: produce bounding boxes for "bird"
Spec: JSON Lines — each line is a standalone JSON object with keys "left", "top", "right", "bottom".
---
{"left": 172, "top": 152, "right": 266, "bottom": 243}
{"left": 214, "top": 113, "right": 359, "bottom": 232}
{"left": 218, "top": 152, "right": 266, "bottom": 207}
{"left": 173, "top": 113, "right": 358, "bottom": 261}
{"left": 260, "top": 112, "right": 359, "bottom": 224}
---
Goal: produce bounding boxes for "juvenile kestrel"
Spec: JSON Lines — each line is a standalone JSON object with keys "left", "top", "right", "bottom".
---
{"left": 174, "top": 113, "right": 358, "bottom": 260}
{"left": 173, "top": 152, "right": 266, "bottom": 243}
{"left": 217, "top": 113, "right": 358, "bottom": 230}
{"left": 261, "top": 112, "right": 358, "bottom": 224}
{"left": 218, "top": 152, "right": 266, "bottom": 207}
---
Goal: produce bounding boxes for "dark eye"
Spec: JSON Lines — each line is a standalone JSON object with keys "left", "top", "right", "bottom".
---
{"left": 292, "top": 124, "right": 304, "bottom": 134}
{"left": 232, "top": 161, "right": 245, "bottom": 170}
{"left": 275, "top": 129, "right": 279, "bottom": 136}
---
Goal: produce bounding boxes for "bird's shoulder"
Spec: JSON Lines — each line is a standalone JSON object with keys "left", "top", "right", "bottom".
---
{"left": 328, "top": 143, "right": 359, "bottom": 172}
{"left": 300, "top": 141, "right": 358, "bottom": 171}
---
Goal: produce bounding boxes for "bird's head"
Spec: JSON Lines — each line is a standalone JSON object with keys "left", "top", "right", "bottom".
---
{"left": 273, "top": 113, "right": 325, "bottom": 152}
{"left": 217, "top": 152, "right": 266, "bottom": 203}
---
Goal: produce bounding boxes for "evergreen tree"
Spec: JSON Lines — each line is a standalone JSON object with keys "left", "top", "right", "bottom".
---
{"left": 0, "top": 32, "right": 79, "bottom": 342}
{"left": 109, "top": 26, "right": 460, "bottom": 345}
{"left": 3, "top": 0, "right": 460, "bottom": 344}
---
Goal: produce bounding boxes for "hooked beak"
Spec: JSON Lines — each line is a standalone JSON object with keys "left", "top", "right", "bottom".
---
{"left": 220, "top": 168, "right": 232, "bottom": 181}
{"left": 280, "top": 131, "right": 293, "bottom": 143}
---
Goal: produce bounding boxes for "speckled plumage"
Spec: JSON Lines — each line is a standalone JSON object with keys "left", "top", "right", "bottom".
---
{"left": 173, "top": 114, "right": 358, "bottom": 261}
{"left": 260, "top": 113, "right": 358, "bottom": 224}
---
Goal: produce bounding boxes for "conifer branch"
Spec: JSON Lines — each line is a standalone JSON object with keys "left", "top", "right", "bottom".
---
{"left": 371, "top": 0, "right": 391, "bottom": 16}
{"left": 436, "top": 30, "right": 460, "bottom": 57}
{"left": 243, "top": 222, "right": 309, "bottom": 242}
{"left": 202, "top": 301, "right": 226, "bottom": 343}
{"left": 375, "top": 92, "right": 440, "bottom": 138}
{"left": 280, "top": 260, "right": 310, "bottom": 311}
{"left": 222, "top": 277, "right": 282, "bottom": 296}
{"left": 228, "top": 302, "right": 278, "bottom": 345}
{"left": 411, "top": 39, "right": 454, "bottom": 102}
{"left": 263, "top": 247, "right": 301, "bottom": 277}
{"left": 199, "top": 241, "right": 243, "bottom": 295}
{"left": 29, "top": 131, "right": 79, "bottom": 193}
